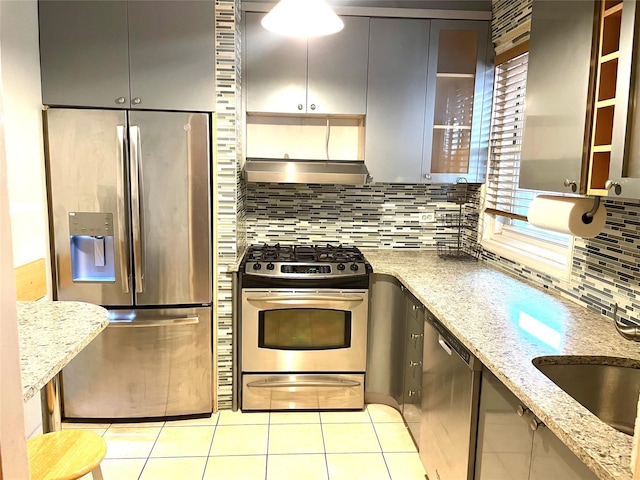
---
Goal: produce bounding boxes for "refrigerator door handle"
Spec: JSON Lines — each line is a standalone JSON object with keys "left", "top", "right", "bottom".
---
{"left": 129, "top": 125, "right": 144, "bottom": 294}
{"left": 116, "top": 125, "right": 130, "bottom": 294}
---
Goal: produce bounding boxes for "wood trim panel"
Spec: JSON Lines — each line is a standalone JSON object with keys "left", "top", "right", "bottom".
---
{"left": 484, "top": 208, "right": 528, "bottom": 222}
{"left": 14, "top": 258, "right": 47, "bottom": 301}
{"left": 495, "top": 40, "right": 529, "bottom": 65}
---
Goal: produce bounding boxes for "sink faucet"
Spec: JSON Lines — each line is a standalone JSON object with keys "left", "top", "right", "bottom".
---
{"left": 612, "top": 303, "right": 640, "bottom": 341}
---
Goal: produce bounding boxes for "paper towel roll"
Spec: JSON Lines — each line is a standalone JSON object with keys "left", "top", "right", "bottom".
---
{"left": 527, "top": 195, "right": 607, "bottom": 238}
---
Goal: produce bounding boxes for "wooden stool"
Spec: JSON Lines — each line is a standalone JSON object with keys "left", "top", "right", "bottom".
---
{"left": 27, "top": 430, "right": 107, "bottom": 480}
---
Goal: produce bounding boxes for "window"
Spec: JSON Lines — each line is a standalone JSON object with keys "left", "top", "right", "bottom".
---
{"left": 482, "top": 47, "right": 573, "bottom": 278}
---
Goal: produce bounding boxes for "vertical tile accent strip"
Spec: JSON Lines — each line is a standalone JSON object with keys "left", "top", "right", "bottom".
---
{"left": 215, "top": 0, "right": 243, "bottom": 410}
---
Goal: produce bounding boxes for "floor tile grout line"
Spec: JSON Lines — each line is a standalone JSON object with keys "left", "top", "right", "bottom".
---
{"left": 370, "top": 419, "right": 394, "bottom": 480}
{"left": 264, "top": 411, "right": 272, "bottom": 480}
{"left": 201, "top": 412, "right": 221, "bottom": 480}
{"left": 319, "top": 416, "right": 331, "bottom": 480}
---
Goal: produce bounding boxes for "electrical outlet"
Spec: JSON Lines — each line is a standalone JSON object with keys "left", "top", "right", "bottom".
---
{"left": 420, "top": 212, "right": 436, "bottom": 223}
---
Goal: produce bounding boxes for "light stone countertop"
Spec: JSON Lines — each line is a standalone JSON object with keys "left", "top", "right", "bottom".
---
{"left": 362, "top": 249, "right": 640, "bottom": 480}
{"left": 17, "top": 301, "right": 109, "bottom": 402}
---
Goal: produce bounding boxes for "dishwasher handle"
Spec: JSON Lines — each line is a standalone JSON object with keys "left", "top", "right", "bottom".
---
{"left": 438, "top": 335, "right": 453, "bottom": 356}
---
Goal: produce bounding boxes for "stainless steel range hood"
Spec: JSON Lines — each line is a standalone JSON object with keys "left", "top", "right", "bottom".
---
{"left": 243, "top": 158, "right": 372, "bottom": 185}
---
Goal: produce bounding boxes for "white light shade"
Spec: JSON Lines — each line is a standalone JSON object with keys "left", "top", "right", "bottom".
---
{"left": 261, "top": 0, "right": 344, "bottom": 37}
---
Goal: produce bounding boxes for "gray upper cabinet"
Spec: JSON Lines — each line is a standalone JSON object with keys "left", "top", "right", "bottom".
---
{"left": 365, "top": 18, "right": 430, "bottom": 183}
{"left": 244, "top": 12, "right": 369, "bottom": 115}
{"left": 39, "top": 1, "right": 130, "bottom": 109}
{"left": 307, "top": 17, "right": 370, "bottom": 115}
{"left": 244, "top": 12, "right": 307, "bottom": 114}
{"left": 365, "top": 18, "right": 491, "bottom": 184}
{"left": 519, "top": 0, "right": 596, "bottom": 193}
{"left": 38, "top": 0, "right": 215, "bottom": 111}
{"left": 126, "top": 1, "right": 215, "bottom": 111}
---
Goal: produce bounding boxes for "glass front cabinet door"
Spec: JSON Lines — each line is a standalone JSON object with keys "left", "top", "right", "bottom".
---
{"left": 423, "top": 20, "right": 492, "bottom": 183}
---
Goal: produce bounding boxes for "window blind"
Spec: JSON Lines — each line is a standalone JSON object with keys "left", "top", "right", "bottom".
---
{"left": 485, "top": 50, "right": 531, "bottom": 221}
{"left": 485, "top": 49, "right": 571, "bottom": 248}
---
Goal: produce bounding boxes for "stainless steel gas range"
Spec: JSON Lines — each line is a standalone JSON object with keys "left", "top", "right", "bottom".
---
{"left": 239, "top": 244, "right": 372, "bottom": 411}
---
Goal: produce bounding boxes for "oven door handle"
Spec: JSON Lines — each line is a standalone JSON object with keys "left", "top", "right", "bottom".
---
{"left": 245, "top": 295, "right": 365, "bottom": 305}
{"left": 246, "top": 379, "right": 361, "bottom": 388}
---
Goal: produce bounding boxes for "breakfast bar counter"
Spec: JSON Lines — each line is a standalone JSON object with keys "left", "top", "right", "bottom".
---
{"left": 17, "top": 301, "right": 109, "bottom": 402}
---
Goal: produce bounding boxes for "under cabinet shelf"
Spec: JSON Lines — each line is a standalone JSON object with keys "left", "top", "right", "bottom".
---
{"left": 433, "top": 125, "right": 472, "bottom": 130}
{"left": 601, "top": 51, "right": 620, "bottom": 63}
{"left": 596, "top": 98, "right": 616, "bottom": 108}
{"left": 436, "top": 73, "right": 475, "bottom": 78}
{"left": 604, "top": 2, "right": 623, "bottom": 17}
{"left": 592, "top": 144, "right": 612, "bottom": 153}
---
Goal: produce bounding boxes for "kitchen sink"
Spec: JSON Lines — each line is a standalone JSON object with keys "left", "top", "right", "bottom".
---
{"left": 532, "top": 356, "right": 640, "bottom": 436}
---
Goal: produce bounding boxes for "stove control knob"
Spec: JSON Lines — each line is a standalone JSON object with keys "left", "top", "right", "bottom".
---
{"left": 350, "top": 263, "right": 359, "bottom": 272}
{"left": 252, "top": 262, "right": 262, "bottom": 271}
{"left": 337, "top": 263, "right": 346, "bottom": 271}
{"left": 266, "top": 262, "right": 275, "bottom": 270}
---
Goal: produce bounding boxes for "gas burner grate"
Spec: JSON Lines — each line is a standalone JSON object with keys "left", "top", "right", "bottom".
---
{"left": 247, "top": 243, "right": 366, "bottom": 264}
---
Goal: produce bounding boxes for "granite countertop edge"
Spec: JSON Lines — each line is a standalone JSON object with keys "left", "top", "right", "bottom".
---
{"left": 362, "top": 248, "right": 640, "bottom": 480}
{"left": 17, "top": 300, "right": 109, "bottom": 403}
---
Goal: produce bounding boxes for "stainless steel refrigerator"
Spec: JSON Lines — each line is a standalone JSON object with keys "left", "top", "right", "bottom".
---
{"left": 44, "top": 108, "right": 213, "bottom": 419}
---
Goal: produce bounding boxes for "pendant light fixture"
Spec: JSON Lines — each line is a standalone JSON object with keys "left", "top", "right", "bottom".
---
{"left": 261, "top": 0, "right": 344, "bottom": 37}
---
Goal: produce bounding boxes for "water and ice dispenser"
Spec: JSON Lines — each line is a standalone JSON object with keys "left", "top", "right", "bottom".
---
{"left": 69, "top": 212, "right": 116, "bottom": 282}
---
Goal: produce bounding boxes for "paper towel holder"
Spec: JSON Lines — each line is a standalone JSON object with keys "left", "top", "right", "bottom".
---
{"left": 582, "top": 196, "right": 602, "bottom": 225}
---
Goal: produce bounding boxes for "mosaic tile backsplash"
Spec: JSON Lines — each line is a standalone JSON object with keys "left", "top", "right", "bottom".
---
{"left": 482, "top": 199, "right": 640, "bottom": 327}
{"left": 245, "top": 182, "right": 481, "bottom": 248}
{"left": 246, "top": 181, "right": 640, "bottom": 328}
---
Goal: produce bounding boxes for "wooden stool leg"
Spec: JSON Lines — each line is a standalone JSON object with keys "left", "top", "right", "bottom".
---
{"left": 91, "top": 465, "right": 105, "bottom": 480}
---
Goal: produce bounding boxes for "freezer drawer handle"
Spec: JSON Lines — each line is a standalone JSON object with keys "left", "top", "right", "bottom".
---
{"left": 246, "top": 379, "right": 361, "bottom": 388}
{"left": 108, "top": 315, "right": 200, "bottom": 328}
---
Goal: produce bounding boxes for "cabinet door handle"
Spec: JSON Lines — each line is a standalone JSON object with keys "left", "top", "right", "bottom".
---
{"left": 412, "top": 304, "right": 421, "bottom": 311}
{"left": 605, "top": 180, "right": 622, "bottom": 195}
{"left": 563, "top": 179, "right": 577, "bottom": 192}
{"left": 424, "top": 174, "right": 432, "bottom": 180}
{"left": 132, "top": 97, "right": 142, "bottom": 105}
{"left": 297, "top": 104, "right": 304, "bottom": 110}
{"left": 310, "top": 104, "right": 316, "bottom": 110}
{"left": 409, "top": 360, "right": 422, "bottom": 367}
{"left": 410, "top": 333, "right": 423, "bottom": 339}
{"left": 115, "top": 97, "right": 126, "bottom": 105}
{"left": 407, "top": 390, "right": 421, "bottom": 397}
{"left": 516, "top": 404, "right": 529, "bottom": 417}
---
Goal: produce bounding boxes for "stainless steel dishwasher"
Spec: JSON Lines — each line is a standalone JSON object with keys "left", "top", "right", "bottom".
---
{"left": 420, "top": 309, "right": 482, "bottom": 480}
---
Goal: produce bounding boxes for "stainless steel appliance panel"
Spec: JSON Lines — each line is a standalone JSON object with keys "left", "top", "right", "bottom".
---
{"left": 45, "top": 108, "right": 133, "bottom": 306}
{"left": 241, "top": 289, "right": 368, "bottom": 372}
{"left": 365, "top": 274, "right": 407, "bottom": 409}
{"left": 242, "top": 373, "right": 364, "bottom": 410}
{"left": 129, "top": 111, "right": 211, "bottom": 306}
{"left": 62, "top": 307, "right": 212, "bottom": 419}
{"left": 420, "top": 313, "right": 481, "bottom": 480}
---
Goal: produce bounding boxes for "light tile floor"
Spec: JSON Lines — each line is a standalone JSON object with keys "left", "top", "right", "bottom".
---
{"left": 64, "top": 404, "right": 427, "bottom": 480}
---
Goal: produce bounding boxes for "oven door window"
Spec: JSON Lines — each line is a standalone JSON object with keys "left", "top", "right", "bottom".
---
{"left": 258, "top": 309, "right": 352, "bottom": 350}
